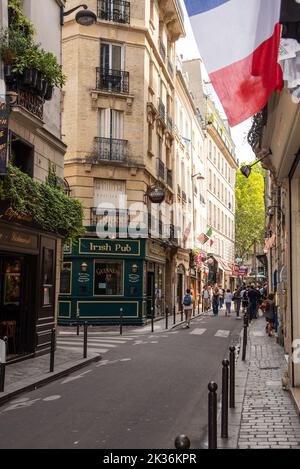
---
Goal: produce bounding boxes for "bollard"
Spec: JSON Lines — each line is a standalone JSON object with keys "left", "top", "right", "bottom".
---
{"left": 229, "top": 346, "right": 236, "bottom": 408}
{"left": 120, "top": 307, "right": 123, "bottom": 336}
{"left": 221, "top": 359, "right": 229, "bottom": 438}
{"left": 208, "top": 381, "right": 218, "bottom": 449}
{"left": 76, "top": 307, "right": 80, "bottom": 336}
{"left": 181, "top": 309, "right": 183, "bottom": 322}
{"left": 0, "top": 362, "right": 5, "bottom": 392}
{"left": 193, "top": 305, "right": 195, "bottom": 317}
{"left": 83, "top": 322, "right": 88, "bottom": 359}
{"left": 49, "top": 328, "right": 56, "bottom": 372}
{"left": 242, "top": 323, "right": 247, "bottom": 361}
{"left": 174, "top": 435, "right": 191, "bottom": 449}
{"left": 173, "top": 305, "right": 176, "bottom": 325}
{"left": 0, "top": 337, "right": 7, "bottom": 392}
{"left": 165, "top": 306, "right": 169, "bottom": 330}
{"left": 151, "top": 307, "right": 154, "bottom": 333}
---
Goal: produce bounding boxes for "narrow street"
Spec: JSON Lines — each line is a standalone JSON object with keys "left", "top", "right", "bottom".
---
{"left": 0, "top": 313, "right": 242, "bottom": 449}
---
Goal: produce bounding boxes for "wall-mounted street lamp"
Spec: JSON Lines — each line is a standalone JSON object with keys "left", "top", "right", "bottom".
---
{"left": 240, "top": 149, "right": 272, "bottom": 178}
{"left": 192, "top": 172, "right": 205, "bottom": 180}
{"left": 60, "top": 4, "right": 97, "bottom": 26}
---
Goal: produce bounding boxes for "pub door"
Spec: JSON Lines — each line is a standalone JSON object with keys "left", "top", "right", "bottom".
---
{"left": 0, "top": 254, "right": 36, "bottom": 358}
{"left": 146, "top": 271, "right": 155, "bottom": 318}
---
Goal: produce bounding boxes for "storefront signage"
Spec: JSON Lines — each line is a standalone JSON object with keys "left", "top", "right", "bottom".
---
{"left": 0, "top": 225, "right": 38, "bottom": 250}
{"left": 78, "top": 273, "right": 90, "bottom": 283}
{"left": 147, "top": 185, "right": 165, "bottom": 203}
{"left": 129, "top": 274, "right": 140, "bottom": 283}
{"left": 0, "top": 100, "right": 9, "bottom": 175}
{"left": 79, "top": 239, "right": 140, "bottom": 256}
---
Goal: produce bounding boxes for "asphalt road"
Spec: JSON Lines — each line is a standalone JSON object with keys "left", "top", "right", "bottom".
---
{"left": 0, "top": 311, "right": 242, "bottom": 449}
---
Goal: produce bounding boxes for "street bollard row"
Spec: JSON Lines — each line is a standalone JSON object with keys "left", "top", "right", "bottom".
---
{"left": 174, "top": 345, "right": 236, "bottom": 450}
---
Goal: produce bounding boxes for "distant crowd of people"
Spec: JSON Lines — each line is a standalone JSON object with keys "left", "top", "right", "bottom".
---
{"left": 199, "top": 282, "right": 276, "bottom": 336}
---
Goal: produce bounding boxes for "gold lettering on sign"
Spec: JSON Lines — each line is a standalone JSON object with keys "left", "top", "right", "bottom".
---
{"left": 5, "top": 208, "right": 33, "bottom": 223}
{"left": 11, "top": 232, "right": 31, "bottom": 245}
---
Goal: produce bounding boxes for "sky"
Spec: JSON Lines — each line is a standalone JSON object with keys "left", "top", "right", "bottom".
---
{"left": 177, "top": 0, "right": 255, "bottom": 164}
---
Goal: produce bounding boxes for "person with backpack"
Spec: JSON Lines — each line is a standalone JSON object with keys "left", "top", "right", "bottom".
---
{"left": 225, "top": 289, "right": 232, "bottom": 316}
{"left": 183, "top": 288, "right": 194, "bottom": 328}
{"left": 212, "top": 286, "right": 220, "bottom": 316}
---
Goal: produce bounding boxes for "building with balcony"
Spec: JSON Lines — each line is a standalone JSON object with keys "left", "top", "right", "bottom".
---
{"left": 60, "top": 0, "right": 185, "bottom": 324}
{"left": 0, "top": 0, "right": 69, "bottom": 360}
{"left": 182, "top": 59, "right": 238, "bottom": 289}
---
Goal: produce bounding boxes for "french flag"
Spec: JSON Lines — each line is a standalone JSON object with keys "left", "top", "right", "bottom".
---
{"left": 184, "top": 0, "right": 283, "bottom": 126}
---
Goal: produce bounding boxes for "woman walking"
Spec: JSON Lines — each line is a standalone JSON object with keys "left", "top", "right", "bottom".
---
{"left": 225, "top": 289, "right": 232, "bottom": 316}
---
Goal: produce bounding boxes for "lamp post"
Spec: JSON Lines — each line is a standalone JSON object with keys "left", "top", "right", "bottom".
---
{"left": 60, "top": 4, "right": 97, "bottom": 26}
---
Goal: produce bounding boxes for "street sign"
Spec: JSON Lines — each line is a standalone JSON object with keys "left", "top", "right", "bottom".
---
{"left": 0, "top": 339, "right": 6, "bottom": 363}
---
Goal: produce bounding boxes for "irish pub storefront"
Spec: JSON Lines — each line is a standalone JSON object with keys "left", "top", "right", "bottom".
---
{"left": 58, "top": 237, "right": 167, "bottom": 325}
{"left": 0, "top": 218, "right": 60, "bottom": 361}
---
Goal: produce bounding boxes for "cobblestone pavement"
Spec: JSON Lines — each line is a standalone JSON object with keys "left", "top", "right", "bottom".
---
{"left": 231, "top": 319, "right": 300, "bottom": 449}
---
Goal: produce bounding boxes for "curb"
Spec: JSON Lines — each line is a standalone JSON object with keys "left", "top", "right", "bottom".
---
{"left": 0, "top": 354, "right": 102, "bottom": 407}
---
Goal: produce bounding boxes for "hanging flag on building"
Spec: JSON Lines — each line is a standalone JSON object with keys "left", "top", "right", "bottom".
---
{"left": 210, "top": 239, "right": 214, "bottom": 247}
{"left": 198, "top": 233, "right": 209, "bottom": 244}
{"left": 206, "top": 226, "right": 213, "bottom": 238}
{"left": 184, "top": 0, "right": 283, "bottom": 126}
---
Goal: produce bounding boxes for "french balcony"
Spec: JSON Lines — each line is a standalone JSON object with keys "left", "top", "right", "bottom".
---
{"left": 93, "top": 137, "right": 128, "bottom": 162}
{"left": 167, "top": 169, "right": 173, "bottom": 188}
{"left": 159, "top": 39, "right": 166, "bottom": 62}
{"left": 158, "top": 99, "right": 166, "bottom": 123}
{"left": 96, "top": 67, "right": 129, "bottom": 94}
{"left": 158, "top": 159, "right": 165, "bottom": 180}
{"left": 97, "top": 0, "right": 130, "bottom": 24}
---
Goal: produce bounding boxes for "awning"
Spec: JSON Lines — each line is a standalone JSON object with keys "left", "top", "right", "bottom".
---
{"left": 211, "top": 255, "right": 232, "bottom": 273}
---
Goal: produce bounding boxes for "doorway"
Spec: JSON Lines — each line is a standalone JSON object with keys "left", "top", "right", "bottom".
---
{"left": 146, "top": 271, "right": 155, "bottom": 318}
{"left": 0, "top": 254, "right": 36, "bottom": 359}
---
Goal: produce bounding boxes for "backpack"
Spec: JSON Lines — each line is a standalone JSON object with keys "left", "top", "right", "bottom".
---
{"left": 183, "top": 294, "right": 192, "bottom": 306}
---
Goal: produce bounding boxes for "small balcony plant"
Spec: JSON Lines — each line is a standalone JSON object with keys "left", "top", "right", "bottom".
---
{"left": 0, "top": 0, "right": 65, "bottom": 100}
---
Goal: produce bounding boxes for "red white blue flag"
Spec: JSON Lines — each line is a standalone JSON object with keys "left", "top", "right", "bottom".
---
{"left": 184, "top": 0, "right": 283, "bottom": 126}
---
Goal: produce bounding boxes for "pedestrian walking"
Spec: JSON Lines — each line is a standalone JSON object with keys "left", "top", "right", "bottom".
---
{"left": 182, "top": 289, "right": 194, "bottom": 328}
{"left": 261, "top": 293, "right": 276, "bottom": 336}
{"left": 248, "top": 285, "right": 260, "bottom": 320}
{"left": 241, "top": 286, "right": 249, "bottom": 317}
{"left": 212, "top": 286, "right": 220, "bottom": 316}
{"left": 232, "top": 286, "right": 242, "bottom": 318}
{"left": 202, "top": 285, "right": 210, "bottom": 314}
{"left": 225, "top": 289, "right": 232, "bottom": 316}
{"left": 219, "top": 285, "right": 224, "bottom": 309}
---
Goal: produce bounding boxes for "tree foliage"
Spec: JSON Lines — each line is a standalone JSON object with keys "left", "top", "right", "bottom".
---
{"left": 235, "top": 163, "right": 265, "bottom": 259}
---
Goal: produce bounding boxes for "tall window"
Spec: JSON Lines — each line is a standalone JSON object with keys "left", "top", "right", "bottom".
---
{"left": 60, "top": 262, "right": 72, "bottom": 295}
{"left": 99, "top": 109, "right": 124, "bottom": 139}
{"left": 42, "top": 248, "right": 54, "bottom": 306}
{"left": 101, "top": 42, "right": 123, "bottom": 70}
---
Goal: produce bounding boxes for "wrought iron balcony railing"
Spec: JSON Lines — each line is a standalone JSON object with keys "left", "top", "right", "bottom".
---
{"left": 158, "top": 159, "right": 165, "bottom": 180}
{"left": 7, "top": 82, "right": 44, "bottom": 120}
{"left": 167, "top": 169, "right": 173, "bottom": 188}
{"left": 158, "top": 99, "right": 166, "bottom": 123}
{"left": 93, "top": 137, "right": 128, "bottom": 162}
{"left": 159, "top": 39, "right": 166, "bottom": 62}
{"left": 97, "top": 0, "right": 130, "bottom": 24}
{"left": 96, "top": 67, "right": 129, "bottom": 94}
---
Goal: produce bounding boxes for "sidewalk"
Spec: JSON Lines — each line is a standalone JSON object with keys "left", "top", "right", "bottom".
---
{"left": 218, "top": 318, "right": 300, "bottom": 449}
{"left": 0, "top": 309, "right": 202, "bottom": 406}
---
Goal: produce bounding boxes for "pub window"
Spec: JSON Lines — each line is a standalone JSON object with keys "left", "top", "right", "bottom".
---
{"left": 60, "top": 262, "right": 72, "bottom": 295}
{"left": 42, "top": 248, "right": 54, "bottom": 306}
{"left": 94, "top": 261, "right": 123, "bottom": 296}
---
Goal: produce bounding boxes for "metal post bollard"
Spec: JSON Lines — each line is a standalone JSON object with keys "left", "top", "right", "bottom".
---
{"left": 120, "top": 307, "right": 123, "bottom": 336}
{"left": 76, "top": 306, "right": 80, "bottom": 336}
{"left": 242, "top": 323, "right": 247, "bottom": 361}
{"left": 165, "top": 306, "right": 169, "bottom": 330}
{"left": 174, "top": 435, "right": 191, "bottom": 449}
{"left": 83, "top": 322, "right": 88, "bottom": 359}
{"left": 0, "top": 337, "right": 7, "bottom": 392}
{"left": 221, "top": 359, "right": 229, "bottom": 438}
{"left": 50, "top": 328, "right": 56, "bottom": 372}
{"left": 151, "top": 307, "right": 154, "bottom": 333}
{"left": 181, "top": 308, "right": 183, "bottom": 322}
{"left": 173, "top": 305, "right": 176, "bottom": 325}
{"left": 208, "top": 381, "right": 218, "bottom": 449}
{"left": 229, "top": 346, "right": 236, "bottom": 408}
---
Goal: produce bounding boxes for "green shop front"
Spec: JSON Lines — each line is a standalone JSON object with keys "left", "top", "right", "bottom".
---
{"left": 58, "top": 237, "right": 165, "bottom": 325}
